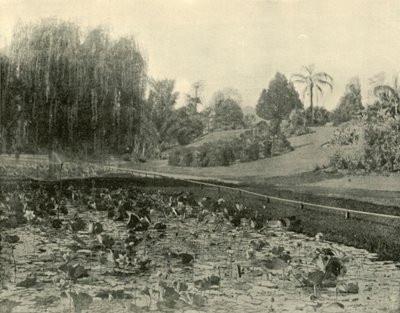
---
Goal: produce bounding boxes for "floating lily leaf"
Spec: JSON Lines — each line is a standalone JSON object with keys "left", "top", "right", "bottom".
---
{"left": 331, "top": 247, "right": 350, "bottom": 262}
{"left": 159, "top": 282, "right": 180, "bottom": 304}
{"left": 16, "top": 274, "right": 37, "bottom": 288}
{"left": 70, "top": 215, "right": 86, "bottom": 233}
{"left": 249, "top": 239, "right": 268, "bottom": 252}
{"left": 320, "top": 302, "right": 345, "bottom": 312}
{"left": 51, "top": 219, "right": 62, "bottom": 229}
{"left": 153, "top": 222, "right": 167, "bottom": 230}
{"left": 258, "top": 257, "right": 289, "bottom": 271}
{"left": 127, "top": 213, "right": 141, "bottom": 229}
{"left": 173, "top": 280, "right": 188, "bottom": 292}
{"left": 125, "top": 233, "right": 143, "bottom": 247}
{"left": 0, "top": 299, "right": 20, "bottom": 313}
{"left": 96, "top": 233, "right": 114, "bottom": 249}
{"left": 72, "top": 234, "right": 87, "bottom": 247}
{"left": 128, "top": 303, "right": 148, "bottom": 313}
{"left": 59, "top": 261, "right": 89, "bottom": 281}
{"left": 314, "top": 254, "right": 328, "bottom": 272}
{"left": 67, "top": 292, "right": 93, "bottom": 313}
{"left": 88, "top": 222, "right": 103, "bottom": 235}
{"left": 96, "top": 289, "right": 132, "bottom": 300}
{"left": 325, "top": 257, "right": 346, "bottom": 277}
{"left": 141, "top": 286, "right": 151, "bottom": 297}
{"left": 337, "top": 282, "right": 359, "bottom": 294}
{"left": 3, "top": 234, "right": 19, "bottom": 244}
{"left": 307, "top": 271, "right": 325, "bottom": 286}
{"left": 34, "top": 295, "right": 59, "bottom": 307}
{"left": 271, "top": 246, "right": 285, "bottom": 256}
{"left": 194, "top": 275, "right": 220, "bottom": 290}
{"left": 179, "top": 253, "right": 194, "bottom": 265}
{"left": 232, "top": 281, "right": 252, "bottom": 291}
{"left": 139, "top": 259, "right": 152, "bottom": 271}
{"left": 100, "top": 249, "right": 115, "bottom": 266}
{"left": 156, "top": 300, "right": 176, "bottom": 310}
{"left": 181, "top": 292, "right": 206, "bottom": 308}
{"left": 116, "top": 254, "right": 130, "bottom": 268}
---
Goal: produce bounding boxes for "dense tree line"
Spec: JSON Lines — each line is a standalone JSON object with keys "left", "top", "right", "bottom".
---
{"left": 0, "top": 19, "right": 147, "bottom": 157}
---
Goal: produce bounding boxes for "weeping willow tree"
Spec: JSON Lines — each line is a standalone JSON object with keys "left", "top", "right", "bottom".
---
{"left": 1, "top": 19, "right": 147, "bottom": 158}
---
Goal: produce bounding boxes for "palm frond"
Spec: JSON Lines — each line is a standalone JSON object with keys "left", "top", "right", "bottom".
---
{"left": 315, "top": 72, "right": 333, "bottom": 82}
{"left": 315, "top": 79, "right": 333, "bottom": 91}
{"left": 302, "top": 64, "right": 315, "bottom": 75}
{"left": 315, "top": 85, "right": 323, "bottom": 97}
{"left": 374, "top": 85, "right": 399, "bottom": 102}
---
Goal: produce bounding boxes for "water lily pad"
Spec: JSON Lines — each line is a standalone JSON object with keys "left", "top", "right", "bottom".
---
{"left": 16, "top": 275, "right": 37, "bottom": 288}
{"left": 320, "top": 302, "right": 345, "bottom": 312}
{"left": 0, "top": 299, "right": 20, "bottom": 313}
{"left": 3, "top": 234, "right": 20, "bottom": 244}
{"left": 66, "top": 291, "right": 93, "bottom": 313}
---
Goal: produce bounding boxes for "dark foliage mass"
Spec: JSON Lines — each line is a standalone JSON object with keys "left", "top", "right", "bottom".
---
{"left": 331, "top": 77, "right": 364, "bottom": 126}
{"left": 168, "top": 125, "right": 292, "bottom": 167}
{"left": 256, "top": 72, "right": 303, "bottom": 122}
{"left": 0, "top": 19, "right": 147, "bottom": 156}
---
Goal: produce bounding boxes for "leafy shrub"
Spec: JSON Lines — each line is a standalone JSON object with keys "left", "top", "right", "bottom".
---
{"left": 273, "top": 133, "right": 293, "bottom": 155}
{"left": 168, "top": 127, "right": 292, "bottom": 167}
{"left": 180, "top": 148, "right": 193, "bottom": 167}
{"left": 306, "top": 106, "right": 331, "bottom": 126}
{"left": 331, "top": 122, "right": 362, "bottom": 145}
{"left": 168, "top": 149, "right": 181, "bottom": 166}
{"left": 282, "top": 109, "right": 310, "bottom": 137}
{"left": 330, "top": 118, "right": 400, "bottom": 172}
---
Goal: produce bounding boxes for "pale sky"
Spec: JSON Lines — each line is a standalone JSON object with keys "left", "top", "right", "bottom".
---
{"left": 1, "top": 0, "right": 400, "bottom": 110}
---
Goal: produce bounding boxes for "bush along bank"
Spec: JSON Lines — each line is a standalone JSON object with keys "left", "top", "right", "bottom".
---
{"left": 168, "top": 128, "right": 292, "bottom": 167}
{"left": 329, "top": 116, "right": 400, "bottom": 172}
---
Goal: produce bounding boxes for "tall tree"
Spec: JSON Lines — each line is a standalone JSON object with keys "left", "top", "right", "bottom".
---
{"left": 256, "top": 72, "right": 303, "bottom": 122}
{"left": 332, "top": 77, "right": 364, "bottom": 125}
{"left": 291, "top": 65, "right": 333, "bottom": 125}
{"left": 187, "top": 80, "right": 204, "bottom": 113}
{"left": 256, "top": 72, "right": 302, "bottom": 155}
{"left": 146, "top": 79, "right": 180, "bottom": 151}
{"left": 2, "top": 19, "right": 147, "bottom": 160}
{"left": 373, "top": 72, "right": 400, "bottom": 119}
{"left": 211, "top": 88, "right": 244, "bottom": 130}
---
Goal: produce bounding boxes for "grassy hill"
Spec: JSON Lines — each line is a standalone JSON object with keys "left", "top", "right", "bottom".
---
{"left": 129, "top": 126, "right": 400, "bottom": 207}
{"left": 133, "top": 126, "right": 336, "bottom": 180}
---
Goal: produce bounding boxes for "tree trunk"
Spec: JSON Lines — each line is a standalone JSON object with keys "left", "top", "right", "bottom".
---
{"left": 309, "top": 84, "right": 314, "bottom": 126}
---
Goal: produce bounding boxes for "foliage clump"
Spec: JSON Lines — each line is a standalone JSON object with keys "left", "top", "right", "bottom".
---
{"left": 330, "top": 117, "right": 400, "bottom": 172}
{"left": 331, "top": 77, "right": 364, "bottom": 126}
{"left": 168, "top": 125, "right": 292, "bottom": 167}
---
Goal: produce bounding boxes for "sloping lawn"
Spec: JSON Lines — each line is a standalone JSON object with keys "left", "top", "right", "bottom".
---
{"left": 130, "top": 127, "right": 336, "bottom": 181}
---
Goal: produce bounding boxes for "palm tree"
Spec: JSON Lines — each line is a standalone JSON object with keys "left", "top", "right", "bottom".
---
{"left": 291, "top": 65, "right": 333, "bottom": 125}
{"left": 373, "top": 73, "right": 400, "bottom": 118}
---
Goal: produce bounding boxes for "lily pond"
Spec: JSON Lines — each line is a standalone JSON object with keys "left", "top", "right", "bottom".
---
{"left": 1, "top": 184, "right": 400, "bottom": 313}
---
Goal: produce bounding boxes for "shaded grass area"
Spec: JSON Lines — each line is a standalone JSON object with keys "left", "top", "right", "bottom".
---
{"left": 4, "top": 175, "right": 400, "bottom": 262}
{"left": 251, "top": 170, "right": 345, "bottom": 186}
{"left": 245, "top": 180, "right": 400, "bottom": 217}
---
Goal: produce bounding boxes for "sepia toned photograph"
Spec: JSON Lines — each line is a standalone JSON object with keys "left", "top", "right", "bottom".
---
{"left": 1, "top": 0, "right": 400, "bottom": 312}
